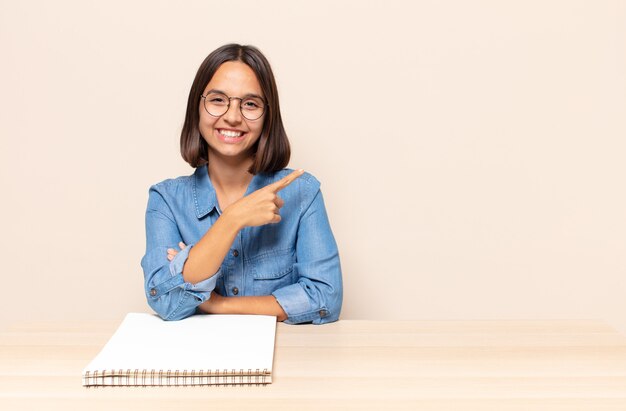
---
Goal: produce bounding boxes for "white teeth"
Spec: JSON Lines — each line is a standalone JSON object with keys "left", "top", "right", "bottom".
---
{"left": 220, "top": 129, "right": 243, "bottom": 137}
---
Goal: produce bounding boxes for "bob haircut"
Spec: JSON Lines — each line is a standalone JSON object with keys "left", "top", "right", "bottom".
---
{"left": 180, "top": 44, "right": 290, "bottom": 174}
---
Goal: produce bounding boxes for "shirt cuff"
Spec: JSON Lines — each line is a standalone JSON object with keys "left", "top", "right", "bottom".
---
{"left": 170, "top": 244, "right": 220, "bottom": 303}
{"left": 272, "top": 283, "right": 331, "bottom": 324}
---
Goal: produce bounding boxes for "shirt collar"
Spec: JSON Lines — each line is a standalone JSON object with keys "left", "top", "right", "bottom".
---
{"left": 192, "top": 165, "right": 218, "bottom": 219}
{"left": 192, "top": 165, "right": 273, "bottom": 219}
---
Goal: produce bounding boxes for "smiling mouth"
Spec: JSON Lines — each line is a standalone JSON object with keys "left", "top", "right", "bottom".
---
{"left": 216, "top": 128, "right": 247, "bottom": 143}
{"left": 218, "top": 129, "right": 245, "bottom": 138}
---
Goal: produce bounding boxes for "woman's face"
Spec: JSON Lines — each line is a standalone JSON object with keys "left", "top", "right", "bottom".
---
{"left": 199, "top": 61, "right": 265, "bottom": 164}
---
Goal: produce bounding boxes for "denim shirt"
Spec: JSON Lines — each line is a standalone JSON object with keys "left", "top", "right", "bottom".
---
{"left": 140, "top": 165, "right": 343, "bottom": 324}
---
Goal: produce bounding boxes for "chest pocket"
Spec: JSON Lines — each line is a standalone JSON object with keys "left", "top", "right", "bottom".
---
{"left": 250, "top": 249, "right": 296, "bottom": 295}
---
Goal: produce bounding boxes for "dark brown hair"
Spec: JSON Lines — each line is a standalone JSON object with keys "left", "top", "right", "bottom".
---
{"left": 180, "top": 44, "right": 290, "bottom": 174}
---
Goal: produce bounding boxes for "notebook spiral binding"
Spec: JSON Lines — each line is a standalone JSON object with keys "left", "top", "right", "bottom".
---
{"left": 83, "top": 368, "right": 269, "bottom": 387}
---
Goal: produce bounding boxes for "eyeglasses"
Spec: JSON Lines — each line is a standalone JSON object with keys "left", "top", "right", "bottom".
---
{"left": 201, "top": 91, "right": 266, "bottom": 121}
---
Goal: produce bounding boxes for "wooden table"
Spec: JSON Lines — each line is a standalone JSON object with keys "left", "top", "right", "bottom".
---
{"left": 1, "top": 318, "right": 626, "bottom": 410}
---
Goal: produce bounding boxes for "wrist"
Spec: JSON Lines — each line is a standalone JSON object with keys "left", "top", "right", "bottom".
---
{"left": 200, "top": 292, "right": 226, "bottom": 314}
{"left": 210, "top": 293, "right": 225, "bottom": 314}
{"left": 220, "top": 207, "right": 245, "bottom": 232}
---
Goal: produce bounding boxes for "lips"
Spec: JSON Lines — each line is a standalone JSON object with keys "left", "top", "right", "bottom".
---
{"left": 218, "top": 129, "right": 244, "bottom": 137}
{"left": 216, "top": 128, "right": 246, "bottom": 143}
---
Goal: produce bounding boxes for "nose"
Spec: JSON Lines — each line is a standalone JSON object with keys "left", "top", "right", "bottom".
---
{"left": 222, "top": 98, "right": 243, "bottom": 125}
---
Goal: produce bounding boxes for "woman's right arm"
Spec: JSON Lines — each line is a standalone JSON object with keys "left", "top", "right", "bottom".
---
{"left": 181, "top": 212, "right": 240, "bottom": 284}
{"left": 142, "top": 170, "right": 302, "bottom": 320}
{"left": 183, "top": 169, "right": 306, "bottom": 283}
{"left": 141, "top": 185, "right": 225, "bottom": 321}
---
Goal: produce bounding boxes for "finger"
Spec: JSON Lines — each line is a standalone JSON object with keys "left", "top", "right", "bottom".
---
{"left": 167, "top": 255, "right": 173, "bottom": 261}
{"left": 267, "top": 169, "right": 304, "bottom": 192}
{"left": 274, "top": 196, "right": 285, "bottom": 208}
{"left": 179, "top": 242, "right": 186, "bottom": 249}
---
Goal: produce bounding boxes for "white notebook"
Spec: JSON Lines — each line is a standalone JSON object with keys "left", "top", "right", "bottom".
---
{"left": 82, "top": 313, "right": 277, "bottom": 386}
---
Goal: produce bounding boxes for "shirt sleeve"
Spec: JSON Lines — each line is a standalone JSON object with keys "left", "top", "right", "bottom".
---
{"left": 272, "top": 189, "right": 343, "bottom": 324}
{"left": 140, "top": 185, "right": 220, "bottom": 321}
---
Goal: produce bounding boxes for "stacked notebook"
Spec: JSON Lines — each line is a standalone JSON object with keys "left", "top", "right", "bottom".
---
{"left": 82, "top": 313, "right": 277, "bottom": 386}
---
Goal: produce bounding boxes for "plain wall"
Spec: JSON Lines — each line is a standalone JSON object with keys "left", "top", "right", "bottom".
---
{"left": 1, "top": 0, "right": 625, "bottom": 332}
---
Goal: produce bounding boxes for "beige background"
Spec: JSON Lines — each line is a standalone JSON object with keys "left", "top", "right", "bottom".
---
{"left": 1, "top": 1, "right": 624, "bottom": 332}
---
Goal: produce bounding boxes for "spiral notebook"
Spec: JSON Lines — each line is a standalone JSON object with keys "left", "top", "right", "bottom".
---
{"left": 82, "top": 313, "right": 277, "bottom": 386}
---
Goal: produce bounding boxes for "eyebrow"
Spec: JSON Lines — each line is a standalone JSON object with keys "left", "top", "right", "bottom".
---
{"left": 206, "top": 89, "right": 265, "bottom": 100}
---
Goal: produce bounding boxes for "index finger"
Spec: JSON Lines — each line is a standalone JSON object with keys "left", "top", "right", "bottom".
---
{"left": 268, "top": 169, "right": 305, "bottom": 192}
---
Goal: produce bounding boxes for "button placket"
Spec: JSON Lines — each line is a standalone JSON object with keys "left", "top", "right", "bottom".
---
{"left": 229, "top": 232, "right": 242, "bottom": 296}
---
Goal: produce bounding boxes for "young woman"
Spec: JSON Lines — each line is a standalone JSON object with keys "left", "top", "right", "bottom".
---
{"left": 140, "top": 44, "right": 343, "bottom": 324}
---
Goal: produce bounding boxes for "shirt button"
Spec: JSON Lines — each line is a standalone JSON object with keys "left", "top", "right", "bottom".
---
{"left": 319, "top": 309, "right": 328, "bottom": 317}
{"left": 232, "top": 249, "right": 239, "bottom": 257}
{"left": 149, "top": 288, "right": 157, "bottom": 297}
{"left": 232, "top": 287, "right": 239, "bottom": 295}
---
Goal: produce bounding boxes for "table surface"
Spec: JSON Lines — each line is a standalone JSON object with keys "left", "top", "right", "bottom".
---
{"left": 1, "top": 318, "right": 626, "bottom": 410}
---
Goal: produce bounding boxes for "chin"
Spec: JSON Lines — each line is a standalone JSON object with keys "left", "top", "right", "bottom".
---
{"left": 209, "top": 144, "right": 252, "bottom": 160}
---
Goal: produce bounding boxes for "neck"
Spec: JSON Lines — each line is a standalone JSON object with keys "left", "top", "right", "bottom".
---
{"left": 207, "top": 153, "right": 254, "bottom": 192}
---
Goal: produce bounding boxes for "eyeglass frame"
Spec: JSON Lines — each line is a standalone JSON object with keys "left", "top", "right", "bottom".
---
{"left": 200, "top": 91, "right": 267, "bottom": 121}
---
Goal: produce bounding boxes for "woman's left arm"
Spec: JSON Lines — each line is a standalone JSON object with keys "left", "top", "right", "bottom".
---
{"left": 270, "top": 189, "right": 343, "bottom": 324}
{"left": 199, "top": 293, "right": 288, "bottom": 321}
{"left": 164, "top": 247, "right": 288, "bottom": 320}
